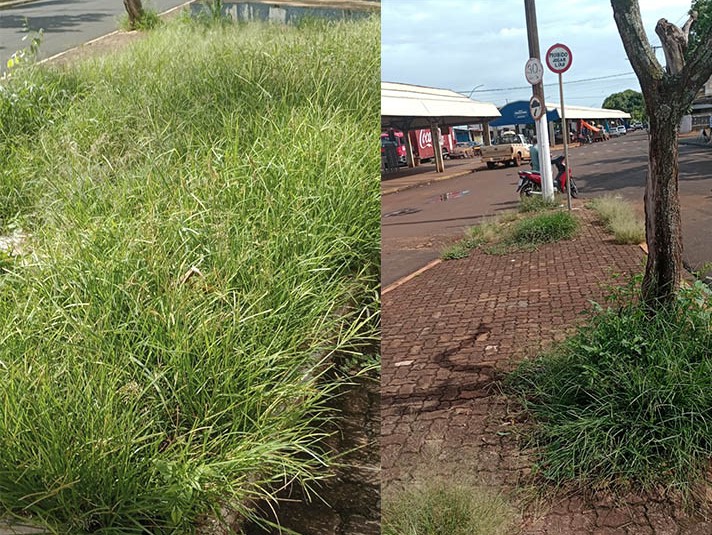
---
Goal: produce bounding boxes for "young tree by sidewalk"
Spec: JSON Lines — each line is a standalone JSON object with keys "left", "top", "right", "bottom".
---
{"left": 123, "top": 0, "right": 145, "bottom": 30}
{"left": 610, "top": 0, "right": 712, "bottom": 309}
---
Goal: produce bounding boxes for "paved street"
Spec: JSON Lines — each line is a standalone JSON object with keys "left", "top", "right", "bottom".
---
{"left": 0, "top": 0, "right": 190, "bottom": 72}
{"left": 382, "top": 130, "right": 712, "bottom": 286}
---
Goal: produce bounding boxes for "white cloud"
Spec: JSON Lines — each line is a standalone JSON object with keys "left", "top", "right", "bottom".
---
{"left": 381, "top": 0, "right": 698, "bottom": 107}
{"left": 499, "top": 27, "right": 526, "bottom": 38}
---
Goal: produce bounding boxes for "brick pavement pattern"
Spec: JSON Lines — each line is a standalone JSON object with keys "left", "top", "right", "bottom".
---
{"left": 382, "top": 208, "right": 712, "bottom": 535}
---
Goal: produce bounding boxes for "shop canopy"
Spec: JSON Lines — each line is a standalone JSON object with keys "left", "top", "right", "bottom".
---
{"left": 489, "top": 100, "right": 630, "bottom": 127}
{"left": 381, "top": 82, "right": 501, "bottom": 131}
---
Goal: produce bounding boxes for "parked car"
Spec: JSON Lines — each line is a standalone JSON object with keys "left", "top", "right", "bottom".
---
{"left": 450, "top": 142, "right": 475, "bottom": 159}
{"left": 629, "top": 122, "right": 643, "bottom": 131}
{"left": 616, "top": 125, "right": 627, "bottom": 135}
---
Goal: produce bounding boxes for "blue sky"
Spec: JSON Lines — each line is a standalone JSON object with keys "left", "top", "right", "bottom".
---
{"left": 381, "top": 0, "right": 694, "bottom": 108}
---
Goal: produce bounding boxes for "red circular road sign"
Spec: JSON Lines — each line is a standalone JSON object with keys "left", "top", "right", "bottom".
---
{"left": 546, "top": 43, "right": 572, "bottom": 74}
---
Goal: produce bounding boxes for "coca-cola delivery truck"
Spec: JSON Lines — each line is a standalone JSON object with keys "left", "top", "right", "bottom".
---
{"left": 380, "top": 127, "right": 457, "bottom": 164}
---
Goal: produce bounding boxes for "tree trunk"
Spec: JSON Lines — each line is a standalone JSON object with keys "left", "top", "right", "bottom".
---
{"left": 642, "top": 95, "right": 684, "bottom": 307}
{"left": 123, "top": 0, "right": 144, "bottom": 30}
{"left": 611, "top": 0, "right": 712, "bottom": 311}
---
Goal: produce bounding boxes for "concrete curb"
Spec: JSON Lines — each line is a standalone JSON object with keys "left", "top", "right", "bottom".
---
{"left": 680, "top": 138, "right": 712, "bottom": 148}
{"left": 36, "top": 1, "right": 194, "bottom": 67}
{"left": 381, "top": 168, "right": 476, "bottom": 196}
{"left": 0, "top": 0, "right": 37, "bottom": 10}
{"left": 382, "top": 259, "right": 442, "bottom": 295}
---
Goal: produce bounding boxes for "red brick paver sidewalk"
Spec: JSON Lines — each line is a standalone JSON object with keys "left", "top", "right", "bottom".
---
{"left": 382, "top": 208, "right": 712, "bottom": 534}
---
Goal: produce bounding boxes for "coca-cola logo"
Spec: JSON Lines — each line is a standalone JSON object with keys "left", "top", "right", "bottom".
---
{"left": 419, "top": 129, "right": 432, "bottom": 149}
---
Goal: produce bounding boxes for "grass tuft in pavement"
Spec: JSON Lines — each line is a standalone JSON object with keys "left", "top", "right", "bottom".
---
{"left": 507, "top": 211, "right": 579, "bottom": 248}
{"left": 518, "top": 195, "right": 559, "bottom": 213}
{"left": 509, "top": 278, "right": 712, "bottom": 493}
{"left": 382, "top": 480, "right": 516, "bottom": 535}
{"left": 441, "top": 208, "right": 579, "bottom": 260}
{"left": 588, "top": 195, "right": 645, "bottom": 244}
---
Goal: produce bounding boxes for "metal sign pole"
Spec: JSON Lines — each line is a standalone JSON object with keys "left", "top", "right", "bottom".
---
{"left": 559, "top": 72, "right": 572, "bottom": 211}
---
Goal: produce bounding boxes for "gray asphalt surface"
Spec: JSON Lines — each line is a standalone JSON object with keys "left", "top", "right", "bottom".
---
{"left": 0, "top": 0, "right": 190, "bottom": 72}
{"left": 382, "top": 130, "right": 712, "bottom": 286}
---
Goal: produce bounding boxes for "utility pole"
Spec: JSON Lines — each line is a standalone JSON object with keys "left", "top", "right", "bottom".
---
{"left": 524, "top": 0, "right": 554, "bottom": 201}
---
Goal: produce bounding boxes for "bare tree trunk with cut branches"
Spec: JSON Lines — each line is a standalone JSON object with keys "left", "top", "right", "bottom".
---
{"left": 124, "top": 0, "right": 145, "bottom": 30}
{"left": 610, "top": 0, "right": 712, "bottom": 310}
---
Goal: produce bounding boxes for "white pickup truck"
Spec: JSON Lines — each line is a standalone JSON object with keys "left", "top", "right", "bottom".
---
{"left": 481, "top": 131, "right": 531, "bottom": 169}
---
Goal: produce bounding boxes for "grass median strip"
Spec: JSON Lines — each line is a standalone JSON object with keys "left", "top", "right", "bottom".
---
{"left": 0, "top": 14, "right": 379, "bottom": 534}
{"left": 442, "top": 201, "right": 578, "bottom": 260}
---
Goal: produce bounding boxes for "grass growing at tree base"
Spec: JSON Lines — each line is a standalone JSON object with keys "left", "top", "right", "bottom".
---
{"left": 0, "top": 15, "right": 379, "bottom": 534}
{"left": 118, "top": 9, "right": 162, "bottom": 31}
{"left": 509, "top": 278, "right": 712, "bottom": 494}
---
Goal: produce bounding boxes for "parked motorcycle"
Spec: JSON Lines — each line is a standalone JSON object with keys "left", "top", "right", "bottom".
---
{"left": 516, "top": 155, "right": 578, "bottom": 199}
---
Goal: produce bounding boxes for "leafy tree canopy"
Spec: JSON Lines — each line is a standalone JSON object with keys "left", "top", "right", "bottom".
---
{"left": 602, "top": 89, "right": 646, "bottom": 121}
{"left": 688, "top": 0, "right": 712, "bottom": 57}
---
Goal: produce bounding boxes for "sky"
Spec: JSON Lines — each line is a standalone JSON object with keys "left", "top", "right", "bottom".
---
{"left": 381, "top": 0, "right": 695, "bottom": 109}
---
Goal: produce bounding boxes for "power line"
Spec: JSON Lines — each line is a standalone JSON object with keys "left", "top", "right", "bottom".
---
{"left": 460, "top": 72, "right": 637, "bottom": 94}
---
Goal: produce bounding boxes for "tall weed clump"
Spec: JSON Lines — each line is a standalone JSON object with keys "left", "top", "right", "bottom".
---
{"left": 0, "top": 68, "right": 86, "bottom": 222}
{"left": 383, "top": 480, "right": 516, "bottom": 535}
{"left": 509, "top": 279, "right": 712, "bottom": 493}
{"left": 588, "top": 195, "right": 645, "bottom": 244}
{"left": 0, "top": 16, "right": 379, "bottom": 534}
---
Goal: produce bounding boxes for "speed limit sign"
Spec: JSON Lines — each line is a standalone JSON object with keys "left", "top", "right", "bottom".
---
{"left": 525, "top": 58, "right": 544, "bottom": 85}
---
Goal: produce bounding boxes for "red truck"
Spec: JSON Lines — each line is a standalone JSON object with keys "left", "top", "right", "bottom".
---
{"left": 380, "top": 127, "right": 457, "bottom": 165}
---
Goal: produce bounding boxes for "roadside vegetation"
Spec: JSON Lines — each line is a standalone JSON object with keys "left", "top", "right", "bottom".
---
{"left": 588, "top": 194, "right": 645, "bottom": 244}
{"left": 383, "top": 479, "right": 516, "bottom": 535}
{"left": 119, "top": 8, "right": 162, "bottom": 31}
{"left": 441, "top": 200, "right": 578, "bottom": 260}
{"left": 0, "top": 13, "right": 379, "bottom": 534}
{"left": 509, "top": 277, "right": 712, "bottom": 494}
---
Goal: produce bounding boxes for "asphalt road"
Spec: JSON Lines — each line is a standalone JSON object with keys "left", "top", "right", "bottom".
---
{"left": 382, "top": 130, "right": 712, "bottom": 286}
{"left": 0, "top": 0, "right": 190, "bottom": 72}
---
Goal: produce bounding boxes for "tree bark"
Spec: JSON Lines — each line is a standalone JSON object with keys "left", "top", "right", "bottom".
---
{"left": 123, "top": 0, "right": 145, "bottom": 30}
{"left": 611, "top": 0, "right": 712, "bottom": 309}
{"left": 642, "top": 95, "right": 684, "bottom": 306}
{"left": 655, "top": 12, "right": 697, "bottom": 75}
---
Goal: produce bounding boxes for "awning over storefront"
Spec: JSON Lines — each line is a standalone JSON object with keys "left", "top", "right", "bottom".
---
{"left": 489, "top": 100, "right": 630, "bottom": 126}
{"left": 580, "top": 120, "right": 600, "bottom": 132}
{"left": 381, "top": 82, "right": 501, "bottom": 130}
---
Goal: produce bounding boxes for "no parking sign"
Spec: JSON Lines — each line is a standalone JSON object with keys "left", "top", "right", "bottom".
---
{"left": 547, "top": 43, "right": 574, "bottom": 209}
{"left": 546, "top": 43, "right": 572, "bottom": 74}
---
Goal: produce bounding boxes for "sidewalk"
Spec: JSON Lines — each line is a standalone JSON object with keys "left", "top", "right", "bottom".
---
{"left": 381, "top": 207, "right": 711, "bottom": 534}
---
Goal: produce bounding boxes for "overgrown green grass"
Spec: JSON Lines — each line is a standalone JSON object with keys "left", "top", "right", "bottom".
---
{"left": 383, "top": 480, "right": 516, "bottom": 535}
{"left": 507, "top": 211, "right": 579, "bottom": 247}
{"left": 119, "top": 9, "right": 163, "bottom": 31}
{"left": 441, "top": 209, "right": 578, "bottom": 259}
{"left": 588, "top": 195, "right": 645, "bottom": 244}
{"left": 0, "top": 15, "right": 379, "bottom": 534}
{"left": 518, "top": 195, "right": 559, "bottom": 213}
{"left": 509, "top": 279, "right": 712, "bottom": 493}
